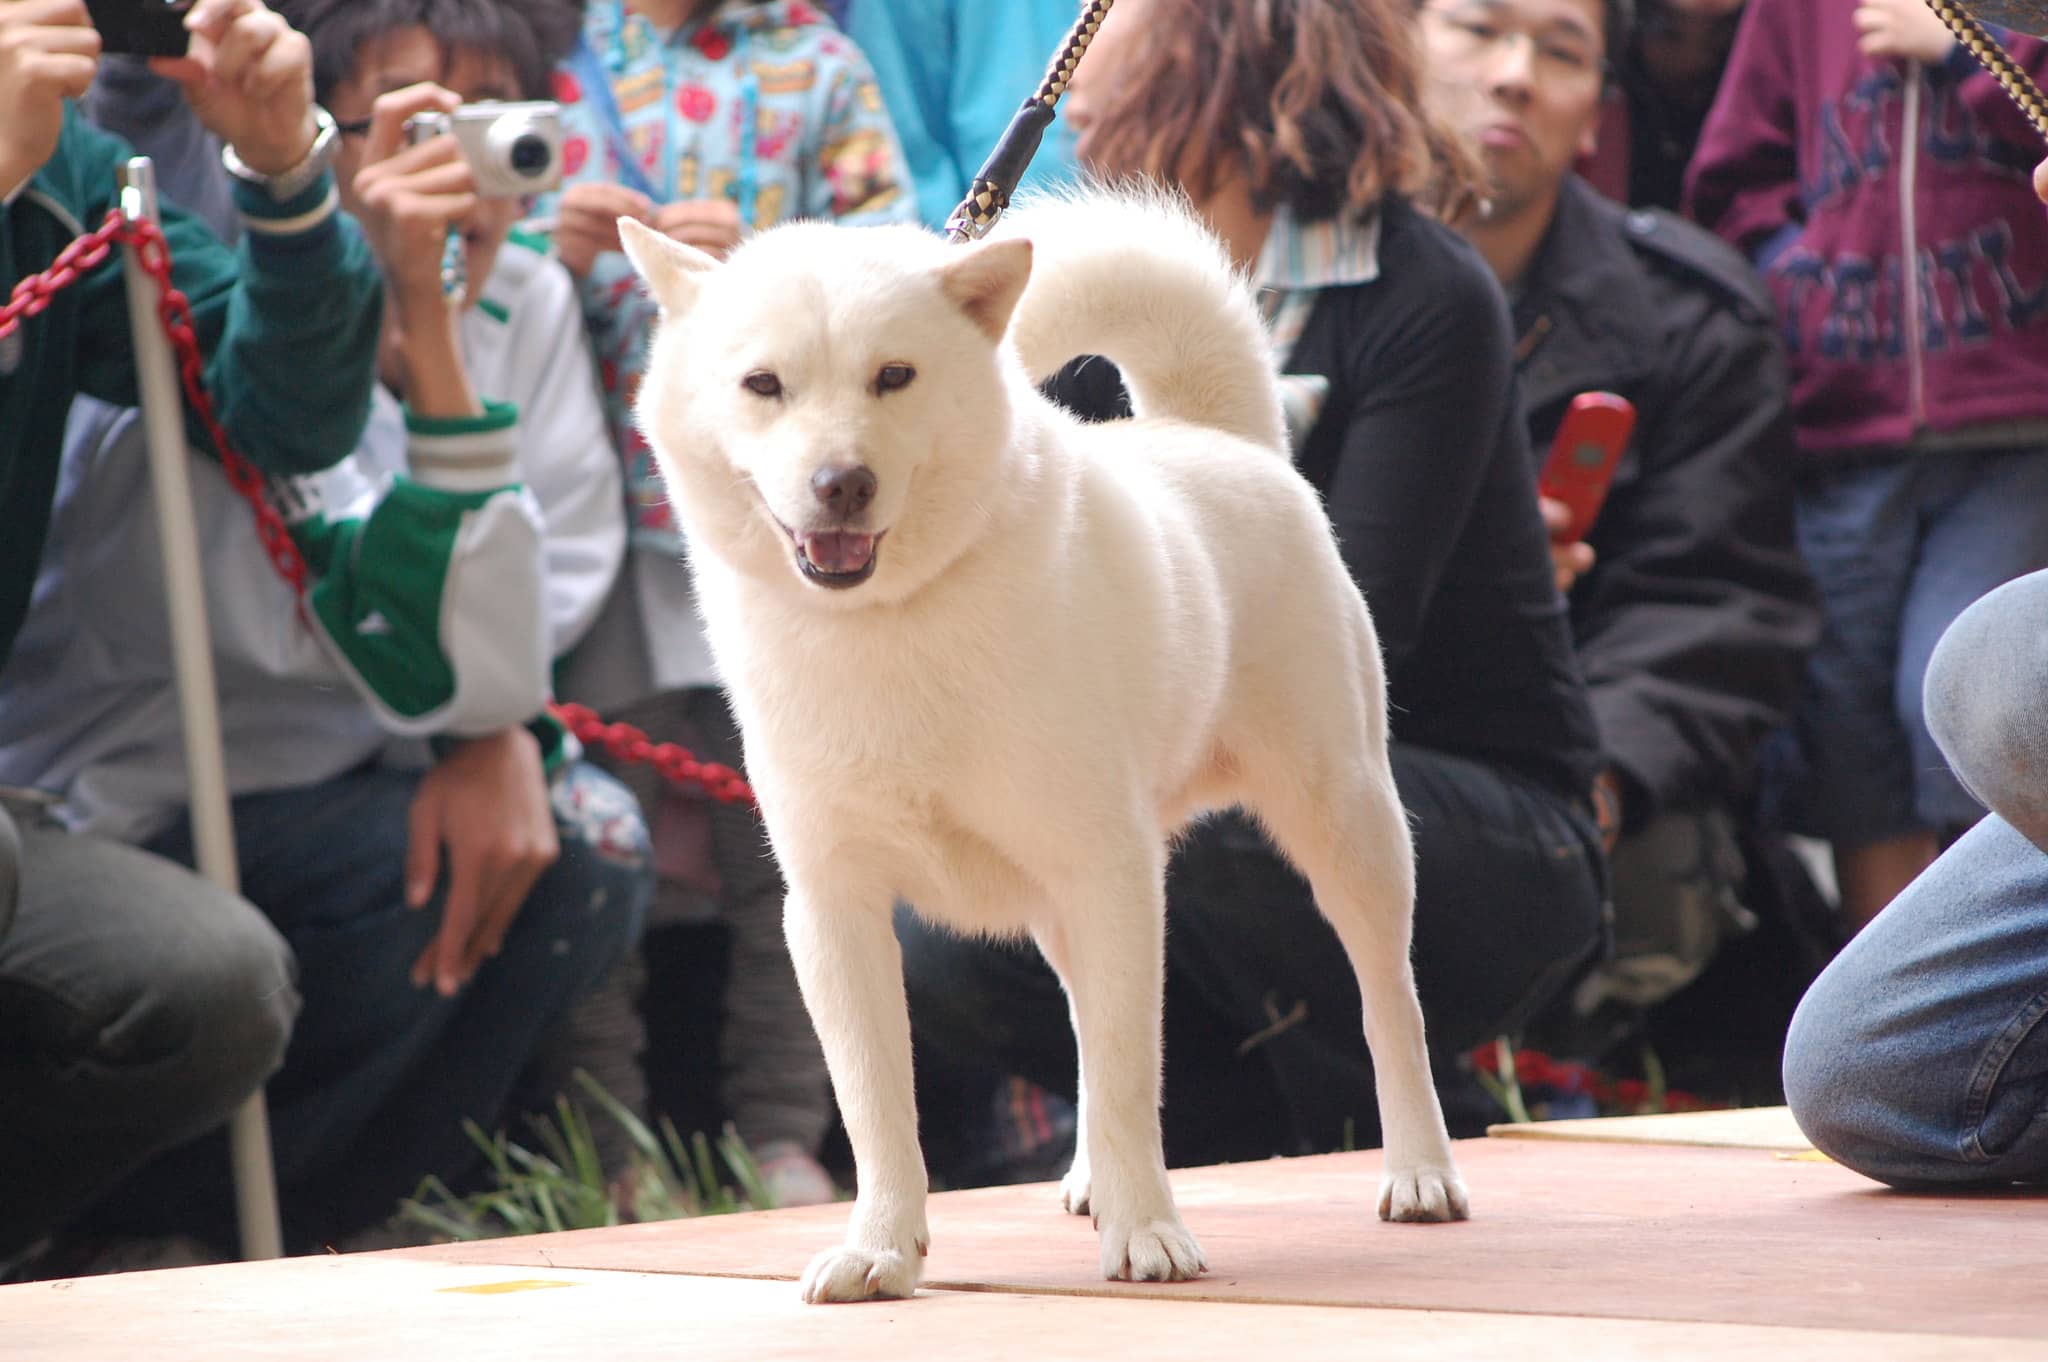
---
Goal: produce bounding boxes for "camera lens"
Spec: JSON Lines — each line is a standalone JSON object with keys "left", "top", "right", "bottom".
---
{"left": 508, "top": 133, "right": 553, "bottom": 177}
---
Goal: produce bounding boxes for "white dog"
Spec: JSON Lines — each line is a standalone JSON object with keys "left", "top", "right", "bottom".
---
{"left": 617, "top": 187, "right": 1468, "bottom": 1305}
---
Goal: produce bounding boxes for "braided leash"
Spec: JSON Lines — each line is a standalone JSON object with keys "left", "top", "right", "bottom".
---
{"left": 944, "top": 0, "right": 1115, "bottom": 242}
{"left": 1925, "top": 0, "right": 2048, "bottom": 140}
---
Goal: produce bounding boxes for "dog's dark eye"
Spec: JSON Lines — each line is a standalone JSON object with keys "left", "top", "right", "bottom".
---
{"left": 743, "top": 371, "right": 783, "bottom": 399}
{"left": 874, "top": 363, "right": 916, "bottom": 395}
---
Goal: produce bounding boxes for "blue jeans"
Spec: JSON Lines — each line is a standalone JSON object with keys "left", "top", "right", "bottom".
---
{"left": 1771, "top": 447, "right": 2048, "bottom": 843}
{"left": 1783, "top": 568, "right": 2048, "bottom": 1187}
{"left": 0, "top": 797, "right": 298, "bottom": 1260}
{"left": 89, "top": 759, "right": 651, "bottom": 1249}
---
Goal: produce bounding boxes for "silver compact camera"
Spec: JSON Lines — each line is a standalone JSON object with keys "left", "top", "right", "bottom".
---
{"left": 406, "top": 102, "right": 564, "bottom": 197}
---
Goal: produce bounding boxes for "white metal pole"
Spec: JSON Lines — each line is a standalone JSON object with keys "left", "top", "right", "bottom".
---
{"left": 116, "top": 156, "right": 285, "bottom": 1262}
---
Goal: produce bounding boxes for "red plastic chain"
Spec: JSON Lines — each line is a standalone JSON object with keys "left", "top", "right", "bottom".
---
{"left": 1467, "top": 1041, "right": 1718, "bottom": 1115}
{"left": 549, "top": 703, "right": 756, "bottom": 807}
{"left": 7, "top": 209, "right": 754, "bottom": 807}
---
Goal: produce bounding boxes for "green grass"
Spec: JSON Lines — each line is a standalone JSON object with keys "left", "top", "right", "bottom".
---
{"left": 398, "top": 1070, "right": 779, "bottom": 1242}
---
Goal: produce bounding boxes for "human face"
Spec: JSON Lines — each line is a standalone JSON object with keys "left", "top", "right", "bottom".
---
{"left": 326, "top": 25, "right": 525, "bottom": 307}
{"left": 1420, "top": 0, "right": 1607, "bottom": 222}
{"left": 1634, "top": 0, "right": 1744, "bottom": 113}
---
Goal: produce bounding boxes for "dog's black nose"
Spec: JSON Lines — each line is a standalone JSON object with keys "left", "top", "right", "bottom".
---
{"left": 811, "top": 464, "right": 877, "bottom": 517}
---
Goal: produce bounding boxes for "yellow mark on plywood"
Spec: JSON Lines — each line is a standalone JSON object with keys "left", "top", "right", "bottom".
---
{"left": 437, "top": 1279, "right": 580, "bottom": 1296}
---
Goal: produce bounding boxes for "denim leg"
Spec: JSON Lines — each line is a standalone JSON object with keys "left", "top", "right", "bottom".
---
{"left": 1923, "top": 566, "right": 2048, "bottom": 853}
{"left": 0, "top": 808, "right": 297, "bottom": 1257}
{"left": 111, "top": 760, "right": 648, "bottom": 1247}
{"left": 1782, "top": 813, "right": 2048, "bottom": 1187}
{"left": 1896, "top": 450, "right": 2048, "bottom": 832}
{"left": 1775, "top": 462, "right": 1921, "bottom": 843}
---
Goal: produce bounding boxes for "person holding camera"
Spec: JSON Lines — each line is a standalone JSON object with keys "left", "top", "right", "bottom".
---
{"left": 0, "top": 0, "right": 387, "bottom": 1275}
{"left": 0, "top": 0, "right": 653, "bottom": 1261}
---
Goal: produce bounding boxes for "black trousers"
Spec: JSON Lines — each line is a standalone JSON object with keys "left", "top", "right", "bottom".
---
{"left": 898, "top": 743, "right": 1608, "bottom": 1169}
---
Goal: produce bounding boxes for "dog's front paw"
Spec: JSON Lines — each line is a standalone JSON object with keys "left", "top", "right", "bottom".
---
{"left": 1377, "top": 1166, "right": 1471, "bottom": 1223}
{"left": 799, "top": 1242, "right": 925, "bottom": 1303}
{"left": 1059, "top": 1158, "right": 1091, "bottom": 1216}
{"left": 1099, "top": 1216, "right": 1206, "bottom": 1282}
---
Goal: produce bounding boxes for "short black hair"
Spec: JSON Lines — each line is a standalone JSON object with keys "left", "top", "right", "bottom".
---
{"left": 1602, "top": 0, "right": 1635, "bottom": 60}
{"left": 275, "top": 0, "right": 585, "bottom": 105}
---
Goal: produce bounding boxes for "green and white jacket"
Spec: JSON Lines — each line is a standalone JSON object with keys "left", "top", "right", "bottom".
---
{"left": 0, "top": 235, "right": 625, "bottom": 841}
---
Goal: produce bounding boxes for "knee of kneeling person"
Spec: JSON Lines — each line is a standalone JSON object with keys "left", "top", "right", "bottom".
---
{"left": 1781, "top": 970, "right": 1923, "bottom": 1185}
{"left": 1924, "top": 571, "right": 2048, "bottom": 843}
{"left": 137, "top": 915, "right": 300, "bottom": 1137}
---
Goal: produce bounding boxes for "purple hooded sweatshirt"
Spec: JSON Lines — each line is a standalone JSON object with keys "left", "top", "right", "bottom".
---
{"left": 1686, "top": 0, "right": 2048, "bottom": 459}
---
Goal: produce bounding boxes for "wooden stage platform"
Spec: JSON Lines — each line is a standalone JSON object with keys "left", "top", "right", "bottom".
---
{"left": 7, "top": 1109, "right": 2045, "bottom": 1359}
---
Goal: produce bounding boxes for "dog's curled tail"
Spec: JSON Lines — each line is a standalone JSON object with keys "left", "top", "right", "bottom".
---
{"left": 996, "top": 184, "right": 1288, "bottom": 456}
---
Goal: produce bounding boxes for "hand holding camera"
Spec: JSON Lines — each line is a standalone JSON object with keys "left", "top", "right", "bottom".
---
{"left": 151, "top": 0, "right": 321, "bottom": 179}
{"left": 349, "top": 84, "right": 476, "bottom": 309}
{"left": 0, "top": 0, "right": 103, "bottom": 199}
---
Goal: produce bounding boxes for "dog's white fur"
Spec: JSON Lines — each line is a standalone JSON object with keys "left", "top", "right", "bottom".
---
{"left": 619, "top": 187, "right": 1469, "bottom": 1304}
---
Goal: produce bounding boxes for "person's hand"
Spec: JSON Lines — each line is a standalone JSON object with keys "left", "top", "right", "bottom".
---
{"left": 1539, "top": 496, "right": 1597, "bottom": 593}
{"left": 1591, "top": 768, "right": 1625, "bottom": 854}
{"left": 2035, "top": 156, "right": 2048, "bottom": 205}
{"left": 153, "top": 0, "right": 319, "bottom": 178}
{"left": 653, "top": 198, "right": 744, "bottom": 260}
{"left": 0, "top": 0, "right": 99, "bottom": 199}
{"left": 349, "top": 84, "right": 470, "bottom": 302}
{"left": 404, "top": 726, "right": 560, "bottom": 996}
{"left": 555, "top": 180, "right": 654, "bottom": 278}
{"left": 348, "top": 83, "right": 488, "bottom": 409}
{"left": 1853, "top": 0, "right": 1955, "bottom": 64}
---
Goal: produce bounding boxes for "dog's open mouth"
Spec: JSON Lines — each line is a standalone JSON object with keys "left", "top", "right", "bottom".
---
{"left": 791, "top": 528, "right": 881, "bottom": 589}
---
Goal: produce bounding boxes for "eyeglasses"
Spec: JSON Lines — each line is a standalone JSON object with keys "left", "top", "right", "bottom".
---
{"left": 1422, "top": 6, "right": 1607, "bottom": 84}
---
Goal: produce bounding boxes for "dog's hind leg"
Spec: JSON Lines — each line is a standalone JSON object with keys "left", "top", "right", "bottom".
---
{"left": 1243, "top": 757, "right": 1471, "bottom": 1223}
{"left": 784, "top": 885, "right": 931, "bottom": 1303}
{"left": 1030, "top": 921, "right": 1091, "bottom": 1217}
{"left": 1039, "top": 852, "right": 1207, "bottom": 1281}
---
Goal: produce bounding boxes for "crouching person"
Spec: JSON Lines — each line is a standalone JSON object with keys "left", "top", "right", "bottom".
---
{"left": 0, "top": 0, "right": 651, "bottom": 1261}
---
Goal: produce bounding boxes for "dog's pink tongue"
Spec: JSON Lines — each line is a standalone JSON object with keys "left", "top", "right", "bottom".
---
{"left": 802, "top": 531, "right": 876, "bottom": 574}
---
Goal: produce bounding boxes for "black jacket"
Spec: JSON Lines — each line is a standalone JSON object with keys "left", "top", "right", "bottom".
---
{"left": 1513, "top": 176, "right": 1820, "bottom": 826}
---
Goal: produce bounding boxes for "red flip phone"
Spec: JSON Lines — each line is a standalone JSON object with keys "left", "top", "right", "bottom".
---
{"left": 1539, "top": 391, "right": 1635, "bottom": 544}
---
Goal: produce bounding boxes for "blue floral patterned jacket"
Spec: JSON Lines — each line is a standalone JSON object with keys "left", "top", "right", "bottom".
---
{"left": 539, "top": 0, "right": 916, "bottom": 547}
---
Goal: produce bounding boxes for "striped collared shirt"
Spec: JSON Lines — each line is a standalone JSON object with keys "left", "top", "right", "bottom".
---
{"left": 1255, "top": 205, "right": 1382, "bottom": 450}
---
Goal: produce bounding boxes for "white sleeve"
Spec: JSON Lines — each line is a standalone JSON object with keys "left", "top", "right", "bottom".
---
{"left": 506, "top": 256, "right": 627, "bottom": 657}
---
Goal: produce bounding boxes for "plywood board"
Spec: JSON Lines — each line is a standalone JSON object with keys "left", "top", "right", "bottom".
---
{"left": 4, "top": 1253, "right": 2041, "bottom": 1362}
{"left": 1486, "top": 1106, "right": 1816, "bottom": 1151}
{"left": 387, "top": 1139, "right": 2048, "bottom": 1340}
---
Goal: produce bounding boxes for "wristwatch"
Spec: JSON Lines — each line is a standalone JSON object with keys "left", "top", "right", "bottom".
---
{"left": 220, "top": 105, "right": 341, "bottom": 202}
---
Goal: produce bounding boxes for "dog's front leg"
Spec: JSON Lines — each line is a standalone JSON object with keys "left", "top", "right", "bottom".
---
{"left": 1032, "top": 923, "right": 1091, "bottom": 1216}
{"left": 1044, "top": 865, "right": 1206, "bottom": 1282}
{"left": 784, "top": 889, "right": 929, "bottom": 1303}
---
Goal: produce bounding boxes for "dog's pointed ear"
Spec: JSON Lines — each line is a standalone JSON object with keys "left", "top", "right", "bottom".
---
{"left": 619, "top": 216, "right": 718, "bottom": 314}
{"left": 937, "top": 237, "right": 1033, "bottom": 341}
